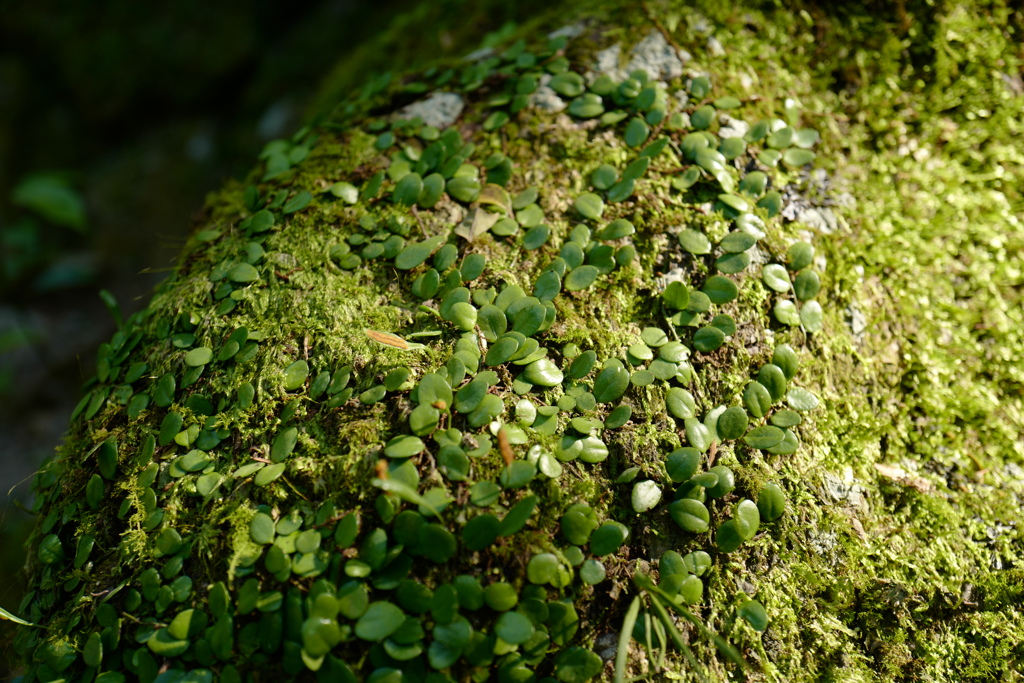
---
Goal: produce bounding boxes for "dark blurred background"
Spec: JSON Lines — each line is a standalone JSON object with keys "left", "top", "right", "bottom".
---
{"left": 0, "top": 0, "right": 423, "bottom": 672}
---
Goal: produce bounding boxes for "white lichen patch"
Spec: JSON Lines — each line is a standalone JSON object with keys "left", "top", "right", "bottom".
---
{"left": 463, "top": 46, "right": 495, "bottom": 62}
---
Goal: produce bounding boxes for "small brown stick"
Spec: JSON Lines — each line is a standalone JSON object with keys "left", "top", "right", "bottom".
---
{"left": 497, "top": 428, "right": 515, "bottom": 467}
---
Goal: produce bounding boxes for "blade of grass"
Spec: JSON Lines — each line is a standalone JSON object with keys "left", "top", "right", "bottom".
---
{"left": 654, "top": 605, "right": 668, "bottom": 671}
{"left": 647, "top": 581, "right": 746, "bottom": 669}
{"left": 646, "top": 592, "right": 707, "bottom": 683}
{"left": 614, "top": 595, "right": 642, "bottom": 683}
{"left": 643, "top": 609, "right": 654, "bottom": 667}
{"left": 0, "top": 606, "right": 36, "bottom": 627}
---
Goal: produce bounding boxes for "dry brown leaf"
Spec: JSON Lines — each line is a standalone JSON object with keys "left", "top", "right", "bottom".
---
{"left": 364, "top": 329, "right": 408, "bottom": 349}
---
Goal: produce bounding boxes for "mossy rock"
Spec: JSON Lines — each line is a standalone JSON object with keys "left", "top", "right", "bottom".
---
{"left": 16, "top": 1, "right": 1024, "bottom": 682}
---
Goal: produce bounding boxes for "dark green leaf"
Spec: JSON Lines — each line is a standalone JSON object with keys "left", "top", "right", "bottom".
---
{"left": 670, "top": 499, "right": 709, "bottom": 533}
{"left": 717, "top": 406, "right": 748, "bottom": 440}
{"left": 787, "top": 387, "right": 820, "bottom": 411}
{"left": 738, "top": 600, "right": 769, "bottom": 631}
{"left": 593, "top": 365, "right": 630, "bottom": 403}
{"left": 590, "top": 522, "right": 628, "bottom": 556}
{"left": 743, "top": 381, "right": 773, "bottom": 418}
{"left": 702, "top": 275, "right": 738, "bottom": 304}
{"left": 757, "top": 482, "right": 786, "bottom": 521}
{"left": 743, "top": 425, "right": 785, "bottom": 449}
{"left": 463, "top": 515, "right": 500, "bottom": 551}
{"left": 678, "top": 229, "right": 712, "bottom": 255}
{"left": 282, "top": 191, "right": 312, "bottom": 214}
{"left": 624, "top": 118, "right": 650, "bottom": 147}
{"left": 693, "top": 326, "right": 725, "bottom": 352}
{"left": 498, "top": 495, "right": 538, "bottom": 536}
{"left": 554, "top": 647, "right": 603, "bottom": 683}
{"left": 662, "top": 281, "right": 690, "bottom": 310}
{"left": 574, "top": 193, "right": 604, "bottom": 220}
{"left": 355, "top": 602, "right": 405, "bottom": 641}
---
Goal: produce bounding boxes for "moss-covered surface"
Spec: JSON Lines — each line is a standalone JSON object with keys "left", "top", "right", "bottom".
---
{"left": 14, "top": 1, "right": 1024, "bottom": 682}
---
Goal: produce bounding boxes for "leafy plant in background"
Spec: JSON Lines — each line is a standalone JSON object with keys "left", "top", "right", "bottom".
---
{"left": 3, "top": 173, "right": 91, "bottom": 295}
{"left": 1, "top": 173, "right": 91, "bottom": 399}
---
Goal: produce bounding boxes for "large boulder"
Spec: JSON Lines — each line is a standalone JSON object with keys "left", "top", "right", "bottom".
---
{"left": 16, "top": 2, "right": 1024, "bottom": 681}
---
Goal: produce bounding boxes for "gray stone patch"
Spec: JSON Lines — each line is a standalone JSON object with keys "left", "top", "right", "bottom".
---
{"left": 718, "top": 114, "right": 750, "bottom": 140}
{"left": 846, "top": 303, "right": 867, "bottom": 339}
{"left": 999, "top": 70, "right": 1024, "bottom": 96}
{"left": 706, "top": 35, "right": 726, "bottom": 57}
{"left": 782, "top": 186, "right": 841, "bottom": 234}
{"left": 745, "top": 245, "right": 769, "bottom": 270}
{"left": 626, "top": 30, "right": 688, "bottom": 81}
{"left": 821, "top": 468, "right": 867, "bottom": 508}
{"left": 431, "top": 199, "right": 465, "bottom": 229}
{"left": 592, "top": 31, "right": 689, "bottom": 83}
{"left": 808, "top": 530, "right": 839, "bottom": 558}
{"left": 691, "top": 14, "right": 712, "bottom": 34}
{"left": 463, "top": 47, "right": 494, "bottom": 62}
{"left": 548, "top": 23, "right": 584, "bottom": 40}
{"left": 797, "top": 206, "right": 840, "bottom": 234}
{"left": 593, "top": 44, "right": 623, "bottom": 81}
{"left": 658, "top": 266, "right": 690, "bottom": 288}
{"left": 594, "top": 632, "right": 618, "bottom": 662}
{"left": 394, "top": 92, "right": 464, "bottom": 130}
{"left": 528, "top": 75, "right": 567, "bottom": 113}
